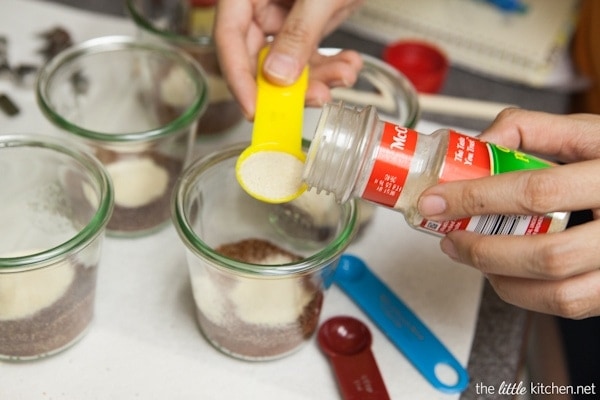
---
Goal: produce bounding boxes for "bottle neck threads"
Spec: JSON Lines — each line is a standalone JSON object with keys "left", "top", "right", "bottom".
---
{"left": 303, "top": 102, "right": 376, "bottom": 202}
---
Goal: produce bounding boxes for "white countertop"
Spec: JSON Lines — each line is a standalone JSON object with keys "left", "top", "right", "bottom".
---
{"left": 0, "top": 1, "right": 483, "bottom": 399}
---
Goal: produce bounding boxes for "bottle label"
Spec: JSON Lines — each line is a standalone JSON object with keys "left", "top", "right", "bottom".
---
{"left": 361, "top": 123, "right": 417, "bottom": 207}
{"left": 420, "top": 130, "right": 555, "bottom": 235}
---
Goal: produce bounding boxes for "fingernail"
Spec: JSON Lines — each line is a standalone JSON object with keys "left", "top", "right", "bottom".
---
{"left": 418, "top": 195, "right": 447, "bottom": 217}
{"left": 440, "top": 237, "right": 459, "bottom": 261}
{"left": 310, "top": 96, "right": 325, "bottom": 107}
{"left": 264, "top": 53, "right": 298, "bottom": 85}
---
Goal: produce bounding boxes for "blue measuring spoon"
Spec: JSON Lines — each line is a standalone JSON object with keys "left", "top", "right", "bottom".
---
{"left": 334, "top": 254, "right": 470, "bottom": 394}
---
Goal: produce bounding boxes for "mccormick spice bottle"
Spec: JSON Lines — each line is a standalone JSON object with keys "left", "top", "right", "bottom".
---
{"left": 303, "top": 101, "right": 570, "bottom": 236}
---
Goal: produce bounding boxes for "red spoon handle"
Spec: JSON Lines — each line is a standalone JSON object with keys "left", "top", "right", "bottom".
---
{"left": 327, "top": 350, "right": 391, "bottom": 400}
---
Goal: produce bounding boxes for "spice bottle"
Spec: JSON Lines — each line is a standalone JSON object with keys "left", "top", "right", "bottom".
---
{"left": 303, "top": 101, "right": 570, "bottom": 236}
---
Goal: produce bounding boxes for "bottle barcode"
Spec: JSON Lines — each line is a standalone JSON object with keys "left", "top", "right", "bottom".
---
{"left": 424, "top": 220, "right": 441, "bottom": 230}
{"left": 472, "top": 215, "right": 526, "bottom": 235}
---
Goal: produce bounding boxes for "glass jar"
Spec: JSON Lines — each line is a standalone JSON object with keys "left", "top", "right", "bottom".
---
{"left": 36, "top": 35, "right": 208, "bottom": 237}
{"left": 171, "top": 142, "right": 357, "bottom": 360}
{"left": 126, "top": 0, "right": 244, "bottom": 135}
{"left": 0, "top": 134, "right": 113, "bottom": 361}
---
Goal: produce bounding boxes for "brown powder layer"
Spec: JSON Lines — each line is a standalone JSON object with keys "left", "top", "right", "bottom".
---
{"left": 216, "top": 238, "right": 303, "bottom": 264}
{"left": 195, "top": 238, "right": 323, "bottom": 360}
{"left": 0, "top": 263, "right": 97, "bottom": 360}
{"left": 195, "top": 100, "right": 242, "bottom": 135}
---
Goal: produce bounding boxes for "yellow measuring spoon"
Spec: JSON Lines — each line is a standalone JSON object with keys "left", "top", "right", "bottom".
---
{"left": 235, "top": 46, "right": 309, "bottom": 204}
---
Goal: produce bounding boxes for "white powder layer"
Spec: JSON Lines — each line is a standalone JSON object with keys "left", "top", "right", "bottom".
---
{"left": 0, "top": 253, "right": 74, "bottom": 320}
{"left": 194, "top": 274, "right": 312, "bottom": 326}
{"left": 206, "top": 74, "right": 234, "bottom": 103}
{"left": 238, "top": 151, "right": 304, "bottom": 201}
{"left": 191, "top": 274, "right": 226, "bottom": 323}
{"left": 192, "top": 252, "right": 312, "bottom": 326}
{"left": 229, "top": 277, "right": 312, "bottom": 325}
{"left": 160, "top": 67, "right": 196, "bottom": 107}
{"left": 106, "top": 157, "right": 169, "bottom": 208}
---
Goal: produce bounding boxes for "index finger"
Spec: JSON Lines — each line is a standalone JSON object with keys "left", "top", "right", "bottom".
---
{"left": 214, "top": 0, "right": 264, "bottom": 119}
{"left": 480, "top": 108, "right": 600, "bottom": 163}
{"left": 418, "top": 159, "right": 600, "bottom": 221}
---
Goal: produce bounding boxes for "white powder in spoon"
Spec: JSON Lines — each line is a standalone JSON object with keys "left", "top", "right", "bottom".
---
{"left": 237, "top": 151, "right": 304, "bottom": 202}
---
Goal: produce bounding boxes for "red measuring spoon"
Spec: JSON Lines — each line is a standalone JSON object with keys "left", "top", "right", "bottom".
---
{"left": 318, "top": 316, "right": 391, "bottom": 400}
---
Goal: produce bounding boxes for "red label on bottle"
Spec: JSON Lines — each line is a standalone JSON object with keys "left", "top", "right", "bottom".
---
{"left": 420, "top": 130, "right": 554, "bottom": 235}
{"left": 439, "top": 130, "right": 491, "bottom": 182}
{"left": 362, "top": 123, "right": 417, "bottom": 207}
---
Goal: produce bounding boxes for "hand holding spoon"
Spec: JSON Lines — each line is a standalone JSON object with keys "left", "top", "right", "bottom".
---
{"left": 235, "top": 46, "right": 308, "bottom": 203}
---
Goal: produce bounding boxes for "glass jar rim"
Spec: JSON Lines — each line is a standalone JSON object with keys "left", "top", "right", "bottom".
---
{"left": 125, "top": 0, "right": 214, "bottom": 47}
{"left": 171, "top": 141, "right": 358, "bottom": 277}
{"left": 35, "top": 35, "right": 209, "bottom": 143}
{"left": 0, "top": 134, "right": 114, "bottom": 271}
{"left": 321, "top": 48, "right": 420, "bottom": 130}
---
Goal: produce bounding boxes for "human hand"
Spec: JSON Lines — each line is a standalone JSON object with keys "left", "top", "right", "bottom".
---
{"left": 417, "top": 108, "right": 600, "bottom": 318}
{"left": 214, "top": 0, "right": 364, "bottom": 119}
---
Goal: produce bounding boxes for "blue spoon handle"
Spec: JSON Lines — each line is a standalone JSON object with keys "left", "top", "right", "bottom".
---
{"left": 334, "top": 254, "right": 470, "bottom": 394}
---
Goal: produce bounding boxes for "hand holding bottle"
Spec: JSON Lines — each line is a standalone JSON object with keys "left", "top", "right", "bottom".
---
{"left": 418, "top": 108, "right": 600, "bottom": 319}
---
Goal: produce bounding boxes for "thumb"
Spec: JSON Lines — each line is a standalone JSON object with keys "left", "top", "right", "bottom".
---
{"left": 263, "top": 1, "right": 327, "bottom": 85}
